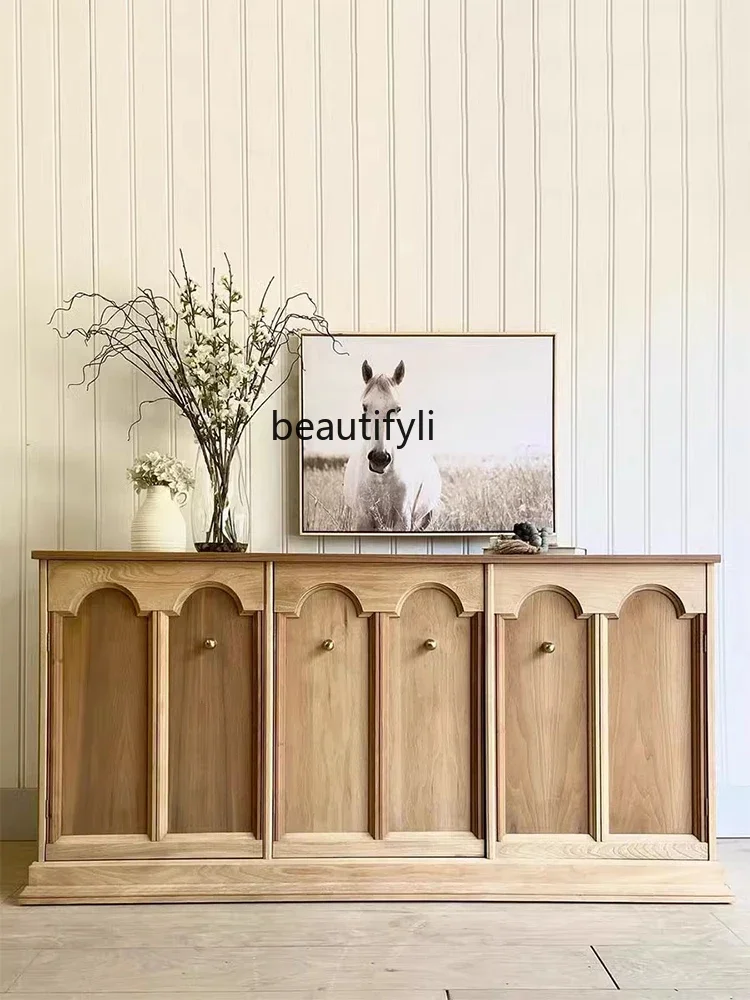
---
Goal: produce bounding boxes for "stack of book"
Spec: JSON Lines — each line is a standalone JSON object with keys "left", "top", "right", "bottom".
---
{"left": 544, "top": 545, "right": 587, "bottom": 555}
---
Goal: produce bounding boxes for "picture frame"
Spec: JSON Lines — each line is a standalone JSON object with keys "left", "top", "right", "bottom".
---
{"left": 298, "top": 332, "right": 556, "bottom": 536}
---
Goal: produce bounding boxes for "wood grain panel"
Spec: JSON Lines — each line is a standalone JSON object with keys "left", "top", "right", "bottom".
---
{"left": 262, "top": 562, "right": 274, "bottom": 859}
{"left": 484, "top": 565, "right": 497, "bottom": 855}
{"left": 277, "top": 589, "right": 372, "bottom": 837}
{"left": 504, "top": 591, "right": 590, "bottom": 835}
{"left": 496, "top": 834, "right": 708, "bottom": 861}
{"left": 609, "top": 589, "right": 695, "bottom": 835}
{"left": 37, "top": 559, "right": 48, "bottom": 859}
{"left": 274, "top": 562, "right": 484, "bottom": 615}
{"left": 35, "top": 552, "right": 720, "bottom": 563}
{"left": 46, "top": 832, "right": 262, "bottom": 861}
{"left": 20, "top": 855, "right": 733, "bottom": 905}
{"left": 59, "top": 589, "right": 149, "bottom": 836}
{"left": 706, "top": 562, "right": 717, "bottom": 857}
{"left": 273, "top": 831, "right": 483, "bottom": 858}
{"left": 149, "top": 611, "right": 169, "bottom": 841}
{"left": 387, "top": 588, "right": 480, "bottom": 837}
{"left": 494, "top": 562, "right": 707, "bottom": 618}
{"left": 48, "top": 560, "right": 265, "bottom": 615}
{"left": 168, "top": 588, "right": 259, "bottom": 836}
{"left": 47, "top": 615, "right": 64, "bottom": 844}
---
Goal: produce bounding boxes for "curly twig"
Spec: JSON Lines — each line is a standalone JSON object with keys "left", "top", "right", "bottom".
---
{"left": 126, "top": 396, "right": 174, "bottom": 440}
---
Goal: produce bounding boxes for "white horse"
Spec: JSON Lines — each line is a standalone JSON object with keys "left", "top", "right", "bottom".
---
{"left": 344, "top": 360, "right": 441, "bottom": 532}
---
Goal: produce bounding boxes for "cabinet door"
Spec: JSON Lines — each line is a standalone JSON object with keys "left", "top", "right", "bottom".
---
{"left": 502, "top": 591, "right": 590, "bottom": 837}
{"left": 46, "top": 562, "right": 266, "bottom": 861}
{"left": 168, "top": 587, "right": 261, "bottom": 851}
{"left": 48, "top": 589, "right": 149, "bottom": 855}
{"left": 386, "top": 587, "right": 483, "bottom": 855}
{"left": 609, "top": 589, "right": 701, "bottom": 837}
{"left": 274, "top": 563, "right": 484, "bottom": 857}
{"left": 275, "top": 587, "right": 373, "bottom": 855}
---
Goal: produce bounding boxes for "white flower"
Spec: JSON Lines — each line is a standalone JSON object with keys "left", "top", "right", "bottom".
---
{"left": 127, "top": 453, "right": 195, "bottom": 496}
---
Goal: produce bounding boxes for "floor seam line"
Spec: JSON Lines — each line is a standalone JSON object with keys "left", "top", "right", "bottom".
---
{"left": 2, "top": 947, "right": 41, "bottom": 993}
{"left": 591, "top": 943, "right": 620, "bottom": 989}
{"left": 712, "top": 908, "right": 749, "bottom": 945}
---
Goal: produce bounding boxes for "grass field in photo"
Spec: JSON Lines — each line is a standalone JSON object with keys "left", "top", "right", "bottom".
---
{"left": 302, "top": 454, "right": 553, "bottom": 533}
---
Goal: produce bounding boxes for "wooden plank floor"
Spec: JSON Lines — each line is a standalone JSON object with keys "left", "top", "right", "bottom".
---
{"left": 1, "top": 840, "right": 749, "bottom": 996}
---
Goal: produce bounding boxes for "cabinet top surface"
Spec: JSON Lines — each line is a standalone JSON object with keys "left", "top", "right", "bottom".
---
{"left": 32, "top": 550, "right": 721, "bottom": 564}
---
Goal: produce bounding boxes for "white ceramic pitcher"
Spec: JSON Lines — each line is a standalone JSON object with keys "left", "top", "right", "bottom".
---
{"left": 130, "top": 485, "right": 187, "bottom": 551}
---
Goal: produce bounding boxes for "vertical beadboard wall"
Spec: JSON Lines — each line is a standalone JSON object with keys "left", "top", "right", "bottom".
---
{"left": 1, "top": 0, "right": 749, "bottom": 833}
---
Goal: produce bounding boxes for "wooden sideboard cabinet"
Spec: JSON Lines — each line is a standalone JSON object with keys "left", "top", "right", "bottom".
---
{"left": 21, "top": 552, "right": 731, "bottom": 904}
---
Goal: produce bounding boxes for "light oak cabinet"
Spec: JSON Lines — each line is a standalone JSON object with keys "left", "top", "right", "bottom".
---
{"left": 24, "top": 552, "right": 730, "bottom": 904}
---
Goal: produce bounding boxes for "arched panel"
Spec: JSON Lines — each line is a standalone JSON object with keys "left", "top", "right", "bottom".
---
{"left": 609, "top": 589, "right": 695, "bottom": 835}
{"left": 504, "top": 590, "right": 590, "bottom": 834}
{"left": 65, "top": 582, "right": 143, "bottom": 618}
{"left": 493, "top": 562, "right": 707, "bottom": 618}
{"left": 387, "top": 587, "right": 480, "bottom": 838}
{"left": 169, "top": 587, "right": 259, "bottom": 834}
{"left": 274, "top": 562, "right": 483, "bottom": 615}
{"left": 173, "top": 580, "right": 246, "bottom": 615}
{"left": 293, "top": 582, "right": 365, "bottom": 617}
{"left": 278, "top": 588, "right": 372, "bottom": 836}
{"left": 60, "top": 588, "right": 149, "bottom": 836}
{"left": 394, "top": 582, "right": 466, "bottom": 617}
{"left": 614, "top": 584, "right": 688, "bottom": 619}
{"left": 48, "top": 559, "right": 265, "bottom": 615}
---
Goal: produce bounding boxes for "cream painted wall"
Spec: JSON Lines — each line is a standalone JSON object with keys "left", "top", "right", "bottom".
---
{"left": 1, "top": 0, "right": 749, "bottom": 834}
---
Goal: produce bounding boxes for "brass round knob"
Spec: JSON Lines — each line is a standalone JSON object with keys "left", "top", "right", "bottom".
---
{"left": 322, "top": 639, "right": 335, "bottom": 651}
{"left": 540, "top": 641, "right": 556, "bottom": 654}
{"left": 424, "top": 638, "right": 438, "bottom": 651}
{"left": 204, "top": 638, "right": 217, "bottom": 650}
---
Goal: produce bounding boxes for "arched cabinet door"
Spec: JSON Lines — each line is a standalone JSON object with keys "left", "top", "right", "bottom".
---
{"left": 168, "top": 587, "right": 261, "bottom": 844}
{"left": 501, "top": 590, "right": 591, "bottom": 838}
{"left": 273, "top": 562, "right": 484, "bottom": 857}
{"left": 45, "top": 560, "right": 266, "bottom": 861}
{"left": 275, "top": 587, "right": 373, "bottom": 855}
{"left": 609, "top": 589, "right": 702, "bottom": 838}
{"left": 386, "top": 586, "right": 484, "bottom": 855}
{"left": 48, "top": 588, "right": 150, "bottom": 851}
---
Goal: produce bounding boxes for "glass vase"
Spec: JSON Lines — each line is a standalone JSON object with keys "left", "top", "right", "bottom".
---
{"left": 191, "top": 447, "right": 250, "bottom": 552}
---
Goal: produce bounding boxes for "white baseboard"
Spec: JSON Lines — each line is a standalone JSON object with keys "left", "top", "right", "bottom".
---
{"left": 719, "top": 785, "right": 750, "bottom": 837}
{"left": 0, "top": 788, "right": 37, "bottom": 840}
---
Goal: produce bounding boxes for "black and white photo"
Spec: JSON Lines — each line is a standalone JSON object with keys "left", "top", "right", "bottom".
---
{"left": 300, "top": 333, "right": 555, "bottom": 535}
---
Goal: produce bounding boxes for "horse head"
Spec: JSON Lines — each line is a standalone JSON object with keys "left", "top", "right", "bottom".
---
{"left": 361, "top": 359, "right": 404, "bottom": 474}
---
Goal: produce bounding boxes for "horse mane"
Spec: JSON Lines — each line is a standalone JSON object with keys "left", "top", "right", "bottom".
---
{"left": 366, "top": 374, "right": 394, "bottom": 392}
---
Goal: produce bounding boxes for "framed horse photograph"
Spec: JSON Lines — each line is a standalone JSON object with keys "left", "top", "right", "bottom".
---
{"left": 298, "top": 332, "right": 555, "bottom": 535}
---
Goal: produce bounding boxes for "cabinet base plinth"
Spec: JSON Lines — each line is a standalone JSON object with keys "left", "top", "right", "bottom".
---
{"left": 20, "top": 858, "right": 734, "bottom": 904}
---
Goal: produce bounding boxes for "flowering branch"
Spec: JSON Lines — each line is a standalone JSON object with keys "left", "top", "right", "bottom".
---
{"left": 53, "top": 252, "right": 342, "bottom": 548}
